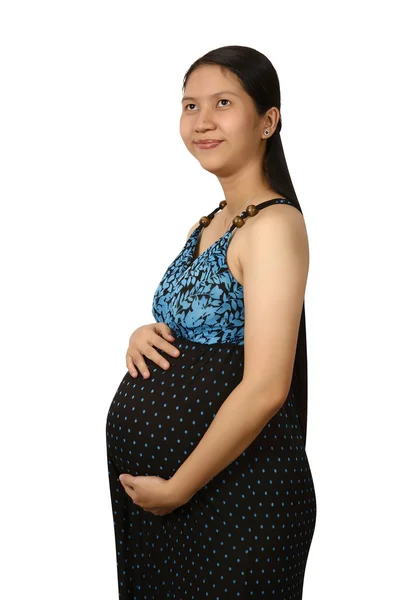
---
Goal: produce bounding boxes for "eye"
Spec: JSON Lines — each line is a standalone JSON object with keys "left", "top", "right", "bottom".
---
{"left": 184, "top": 99, "right": 231, "bottom": 111}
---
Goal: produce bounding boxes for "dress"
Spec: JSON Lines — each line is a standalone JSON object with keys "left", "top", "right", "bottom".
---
{"left": 106, "top": 197, "right": 317, "bottom": 599}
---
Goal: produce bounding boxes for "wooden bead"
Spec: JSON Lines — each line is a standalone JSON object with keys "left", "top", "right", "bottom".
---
{"left": 200, "top": 201, "right": 257, "bottom": 231}
{"left": 199, "top": 216, "right": 211, "bottom": 227}
{"left": 232, "top": 215, "right": 245, "bottom": 228}
{"left": 245, "top": 204, "right": 258, "bottom": 217}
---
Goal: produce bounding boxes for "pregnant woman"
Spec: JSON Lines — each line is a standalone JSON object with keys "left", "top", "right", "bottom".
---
{"left": 106, "top": 44, "right": 317, "bottom": 599}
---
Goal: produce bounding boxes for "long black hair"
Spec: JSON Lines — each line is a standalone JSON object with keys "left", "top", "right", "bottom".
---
{"left": 182, "top": 45, "right": 310, "bottom": 446}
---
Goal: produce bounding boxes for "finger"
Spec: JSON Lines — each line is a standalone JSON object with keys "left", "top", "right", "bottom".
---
{"left": 152, "top": 508, "right": 170, "bottom": 516}
{"left": 119, "top": 478, "right": 129, "bottom": 491}
{"left": 126, "top": 354, "right": 138, "bottom": 378}
{"left": 120, "top": 473, "right": 136, "bottom": 486}
{"left": 154, "top": 323, "right": 176, "bottom": 342}
{"left": 146, "top": 347, "right": 173, "bottom": 371}
{"left": 120, "top": 483, "right": 132, "bottom": 499}
{"left": 149, "top": 333, "right": 180, "bottom": 359}
{"left": 131, "top": 353, "right": 151, "bottom": 378}
{"left": 119, "top": 476, "right": 135, "bottom": 493}
{"left": 122, "top": 485, "right": 139, "bottom": 506}
{"left": 157, "top": 330, "right": 179, "bottom": 350}
{"left": 144, "top": 506, "right": 161, "bottom": 515}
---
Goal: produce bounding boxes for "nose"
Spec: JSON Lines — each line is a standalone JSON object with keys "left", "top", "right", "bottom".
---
{"left": 194, "top": 107, "right": 217, "bottom": 133}
{"left": 195, "top": 120, "right": 217, "bottom": 133}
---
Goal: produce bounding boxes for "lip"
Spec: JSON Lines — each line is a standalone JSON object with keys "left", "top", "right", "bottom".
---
{"left": 195, "top": 140, "right": 223, "bottom": 149}
{"left": 194, "top": 139, "right": 223, "bottom": 143}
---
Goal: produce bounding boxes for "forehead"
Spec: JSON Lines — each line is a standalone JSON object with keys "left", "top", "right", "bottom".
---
{"left": 182, "top": 65, "right": 244, "bottom": 100}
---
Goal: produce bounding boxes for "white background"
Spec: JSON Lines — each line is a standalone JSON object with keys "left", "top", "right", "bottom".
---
{"left": 1, "top": 1, "right": 399, "bottom": 598}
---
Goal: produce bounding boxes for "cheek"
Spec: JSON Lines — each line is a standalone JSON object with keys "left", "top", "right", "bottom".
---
{"left": 179, "top": 118, "right": 190, "bottom": 141}
{"left": 231, "top": 116, "right": 251, "bottom": 137}
{"left": 179, "top": 120, "right": 196, "bottom": 153}
{"left": 218, "top": 115, "right": 248, "bottom": 142}
{"left": 231, "top": 120, "right": 258, "bottom": 153}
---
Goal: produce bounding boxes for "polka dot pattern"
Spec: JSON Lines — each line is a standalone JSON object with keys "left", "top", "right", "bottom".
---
{"left": 106, "top": 199, "right": 317, "bottom": 598}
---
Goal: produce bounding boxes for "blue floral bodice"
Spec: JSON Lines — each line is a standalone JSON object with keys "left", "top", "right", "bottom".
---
{"left": 152, "top": 197, "right": 302, "bottom": 346}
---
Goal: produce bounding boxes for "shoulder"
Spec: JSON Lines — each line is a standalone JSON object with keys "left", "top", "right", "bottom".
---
{"left": 239, "top": 199, "right": 308, "bottom": 269}
{"left": 249, "top": 198, "right": 305, "bottom": 229}
{"left": 186, "top": 219, "right": 200, "bottom": 241}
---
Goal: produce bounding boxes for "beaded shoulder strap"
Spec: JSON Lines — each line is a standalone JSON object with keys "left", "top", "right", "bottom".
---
{"left": 198, "top": 197, "right": 302, "bottom": 232}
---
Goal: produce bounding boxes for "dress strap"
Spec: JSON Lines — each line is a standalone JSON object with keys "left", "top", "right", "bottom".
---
{"left": 198, "top": 197, "right": 302, "bottom": 233}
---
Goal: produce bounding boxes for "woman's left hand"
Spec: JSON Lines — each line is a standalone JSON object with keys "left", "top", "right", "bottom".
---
{"left": 119, "top": 474, "right": 186, "bottom": 516}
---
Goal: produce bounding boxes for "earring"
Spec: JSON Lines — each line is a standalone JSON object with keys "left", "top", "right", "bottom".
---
{"left": 264, "top": 129, "right": 269, "bottom": 137}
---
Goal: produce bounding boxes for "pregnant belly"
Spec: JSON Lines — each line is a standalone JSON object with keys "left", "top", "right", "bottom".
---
{"left": 105, "top": 338, "right": 244, "bottom": 478}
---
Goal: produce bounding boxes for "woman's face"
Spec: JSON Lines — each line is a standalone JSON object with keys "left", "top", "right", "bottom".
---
{"left": 180, "top": 64, "right": 266, "bottom": 177}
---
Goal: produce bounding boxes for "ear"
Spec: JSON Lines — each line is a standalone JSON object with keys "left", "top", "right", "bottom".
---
{"left": 261, "top": 106, "right": 281, "bottom": 135}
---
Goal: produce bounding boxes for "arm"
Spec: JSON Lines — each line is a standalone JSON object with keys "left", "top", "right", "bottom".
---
{"left": 168, "top": 206, "right": 309, "bottom": 503}
{"left": 168, "top": 380, "right": 284, "bottom": 502}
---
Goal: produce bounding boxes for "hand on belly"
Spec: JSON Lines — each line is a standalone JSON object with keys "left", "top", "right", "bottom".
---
{"left": 118, "top": 473, "right": 187, "bottom": 516}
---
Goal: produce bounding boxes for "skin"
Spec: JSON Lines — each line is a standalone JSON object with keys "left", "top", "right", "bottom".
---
{"left": 180, "top": 63, "right": 281, "bottom": 220}
{"left": 120, "top": 64, "right": 309, "bottom": 516}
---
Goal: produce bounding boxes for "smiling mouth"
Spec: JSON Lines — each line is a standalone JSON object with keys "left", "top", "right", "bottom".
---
{"left": 195, "top": 140, "right": 224, "bottom": 149}
{"left": 194, "top": 139, "right": 223, "bottom": 144}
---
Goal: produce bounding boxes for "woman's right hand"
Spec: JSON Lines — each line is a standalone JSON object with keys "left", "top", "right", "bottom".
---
{"left": 126, "top": 322, "right": 180, "bottom": 379}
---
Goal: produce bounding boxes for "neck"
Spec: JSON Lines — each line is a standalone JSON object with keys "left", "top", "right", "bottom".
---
{"left": 217, "top": 166, "right": 278, "bottom": 219}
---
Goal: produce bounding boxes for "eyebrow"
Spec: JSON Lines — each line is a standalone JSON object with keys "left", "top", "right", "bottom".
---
{"left": 180, "top": 90, "right": 240, "bottom": 103}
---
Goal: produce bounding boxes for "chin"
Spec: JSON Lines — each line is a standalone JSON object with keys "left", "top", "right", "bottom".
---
{"left": 199, "top": 161, "right": 228, "bottom": 176}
